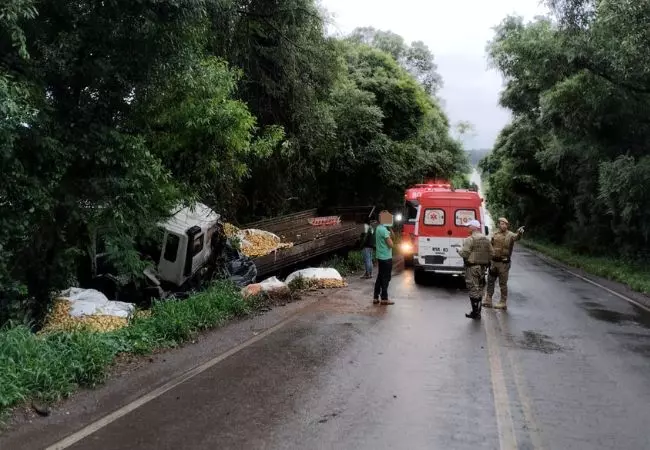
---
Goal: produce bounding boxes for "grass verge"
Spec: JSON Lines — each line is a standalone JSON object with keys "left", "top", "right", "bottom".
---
{"left": 321, "top": 250, "right": 364, "bottom": 277}
{"left": 0, "top": 252, "right": 367, "bottom": 418}
{"left": 523, "top": 240, "right": 650, "bottom": 295}
{"left": 0, "top": 281, "right": 250, "bottom": 417}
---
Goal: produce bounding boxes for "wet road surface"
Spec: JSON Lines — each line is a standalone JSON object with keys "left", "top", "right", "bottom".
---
{"left": 14, "top": 249, "right": 650, "bottom": 450}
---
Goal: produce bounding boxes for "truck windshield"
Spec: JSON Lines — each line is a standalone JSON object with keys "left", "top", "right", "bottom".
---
{"left": 137, "top": 226, "right": 165, "bottom": 261}
{"left": 406, "top": 200, "right": 419, "bottom": 224}
{"left": 192, "top": 234, "right": 204, "bottom": 257}
{"left": 163, "top": 233, "right": 180, "bottom": 262}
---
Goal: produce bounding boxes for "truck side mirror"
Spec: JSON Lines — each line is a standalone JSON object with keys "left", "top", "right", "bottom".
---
{"left": 485, "top": 226, "right": 489, "bottom": 235}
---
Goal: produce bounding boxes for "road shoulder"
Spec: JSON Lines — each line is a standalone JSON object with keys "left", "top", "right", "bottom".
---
{"left": 0, "top": 293, "right": 322, "bottom": 449}
{"left": 523, "top": 247, "right": 650, "bottom": 312}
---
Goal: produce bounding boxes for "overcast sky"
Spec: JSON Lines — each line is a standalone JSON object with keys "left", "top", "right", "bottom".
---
{"left": 320, "top": 0, "right": 549, "bottom": 149}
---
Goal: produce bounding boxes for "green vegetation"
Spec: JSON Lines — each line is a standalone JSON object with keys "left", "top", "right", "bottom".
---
{"left": 322, "top": 251, "right": 365, "bottom": 277}
{"left": 524, "top": 241, "right": 650, "bottom": 295}
{"left": 0, "top": 1, "right": 468, "bottom": 326}
{"left": 481, "top": 1, "right": 650, "bottom": 266}
{"left": 0, "top": 249, "right": 369, "bottom": 415}
{"left": 0, "top": 282, "right": 249, "bottom": 415}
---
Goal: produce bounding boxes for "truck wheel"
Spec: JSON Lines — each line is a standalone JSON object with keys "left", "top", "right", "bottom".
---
{"left": 414, "top": 270, "right": 426, "bottom": 285}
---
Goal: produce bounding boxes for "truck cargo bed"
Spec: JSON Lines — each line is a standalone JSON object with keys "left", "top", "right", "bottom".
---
{"left": 244, "top": 207, "right": 373, "bottom": 278}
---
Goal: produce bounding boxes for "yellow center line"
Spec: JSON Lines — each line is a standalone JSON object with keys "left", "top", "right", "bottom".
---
{"left": 496, "top": 313, "right": 546, "bottom": 450}
{"left": 484, "top": 313, "right": 518, "bottom": 450}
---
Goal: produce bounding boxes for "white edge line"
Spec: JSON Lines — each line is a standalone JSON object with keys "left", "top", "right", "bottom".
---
{"left": 45, "top": 313, "right": 300, "bottom": 450}
{"left": 529, "top": 250, "right": 650, "bottom": 313}
{"left": 562, "top": 270, "right": 650, "bottom": 313}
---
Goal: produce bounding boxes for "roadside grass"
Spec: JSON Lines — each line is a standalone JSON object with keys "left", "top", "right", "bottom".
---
{"left": 523, "top": 240, "right": 650, "bottom": 295}
{"left": 287, "top": 275, "right": 311, "bottom": 293}
{"left": 0, "top": 281, "right": 250, "bottom": 417}
{"left": 321, "top": 250, "right": 364, "bottom": 277}
{"left": 0, "top": 252, "right": 367, "bottom": 418}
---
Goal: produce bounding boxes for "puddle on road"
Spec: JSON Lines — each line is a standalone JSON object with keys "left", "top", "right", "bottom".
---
{"left": 586, "top": 308, "right": 629, "bottom": 324}
{"left": 581, "top": 303, "right": 650, "bottom": 330}
{"left": 581, "top": 301, "right": 601, "bottom": 308}
{"left": 506, "top": 330, "right": 565, "bottom": 354}
{"left": 608, "top": 331, "right": 650, "bottom": 356}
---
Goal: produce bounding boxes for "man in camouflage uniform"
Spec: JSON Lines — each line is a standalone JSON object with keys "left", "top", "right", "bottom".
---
{"left": 484, "top": 217, "right": 525, "bottom": 311}
{"left": 457, "top": 219, "right": 494, "bottom": 320}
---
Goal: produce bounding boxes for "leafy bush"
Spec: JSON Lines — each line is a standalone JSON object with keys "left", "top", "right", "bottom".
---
{"left": 321, "top": 251, "right": 364, "bottom": 277}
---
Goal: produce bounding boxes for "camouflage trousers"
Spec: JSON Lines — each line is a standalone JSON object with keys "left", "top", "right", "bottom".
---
{"left": 465, "top": 265, "right": 488, "bottom": 299}
{"left": 487, "top": 261, "right": 511, "bottom": 302}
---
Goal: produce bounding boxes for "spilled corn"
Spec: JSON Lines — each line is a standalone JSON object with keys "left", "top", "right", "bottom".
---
{"left": 40, "top": 298, "right": 130, "bottom": 334}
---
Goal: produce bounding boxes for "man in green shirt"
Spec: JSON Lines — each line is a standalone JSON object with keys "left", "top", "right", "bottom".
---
{"left": 373, "top": 212, "right": 394, "bottom": 305}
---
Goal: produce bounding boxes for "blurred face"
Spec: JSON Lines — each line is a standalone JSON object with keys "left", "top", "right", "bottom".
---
{"left": 499, "top": 221, "right": 508, "bottom": 232}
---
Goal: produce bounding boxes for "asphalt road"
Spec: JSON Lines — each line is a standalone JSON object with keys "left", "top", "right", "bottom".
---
{"left": 8, "top": 249, "right": 650, "bottom": 450}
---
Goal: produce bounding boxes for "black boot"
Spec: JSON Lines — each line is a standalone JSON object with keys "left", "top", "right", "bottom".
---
{"left": 465, "top": 297, "right": 481, "bottom": 320}
{"left": 474, "top": 297, "right": 482, "bottom": 319}
{"left": 465, "top": 297, "right": 477, "bottom": 319}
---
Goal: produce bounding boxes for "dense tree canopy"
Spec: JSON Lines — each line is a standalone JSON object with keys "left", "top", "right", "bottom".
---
{"left": 0, "top": 0, "right": 467, "bottom": 324}
{"left": 349, "top": 27, "right": 443, "bottom": 96}
{"left": 481, "top": 0, "right": 650, "bottom": 261}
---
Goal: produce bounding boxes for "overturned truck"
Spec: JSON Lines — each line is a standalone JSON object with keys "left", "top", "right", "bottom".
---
{"left": 88, "top": 204, "right": 373, "bottom": 303}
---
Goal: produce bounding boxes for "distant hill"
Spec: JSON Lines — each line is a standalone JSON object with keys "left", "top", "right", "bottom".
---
{"left": 466, "top": 148, "right": 491, "bottom": 167}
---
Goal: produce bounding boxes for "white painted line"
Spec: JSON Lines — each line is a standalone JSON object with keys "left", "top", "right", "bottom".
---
{"left": 485, "top": 314, "right": 518, "bottom": 450}
{"left": 45, "top": 312, "right": 301, "bottom": 450}
{"left": 562, "top": 269, "right": 650, "bottom": 313}
{"left": 530, "top": 250, "right": 650, "bottom": 313}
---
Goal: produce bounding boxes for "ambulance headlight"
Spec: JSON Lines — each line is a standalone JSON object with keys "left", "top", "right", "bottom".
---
{"left": 395, "top": 213, "right": 403, "bottom": 222}
{"left": 400, "top": 241, "right": 413, "bottom": 254}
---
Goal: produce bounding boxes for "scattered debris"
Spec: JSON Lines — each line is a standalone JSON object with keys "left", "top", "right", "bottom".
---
{"left": 242, "top": 276, "right": 291, "bottom": 299}
{"left": 41, "top": 299, "right": 129, "bottom": 333}
{"left": 308, "top": 216, "right": 341, "bottom": 226}
{"left": 40, "top": 288, "right": 136, "bottom": 333}
{"left": 285, "top": 268, "right": 347, "bottom": 289}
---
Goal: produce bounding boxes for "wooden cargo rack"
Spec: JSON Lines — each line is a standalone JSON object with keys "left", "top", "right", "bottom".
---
{"left": 244, "top": 206, "right": 374, "bottom": 278}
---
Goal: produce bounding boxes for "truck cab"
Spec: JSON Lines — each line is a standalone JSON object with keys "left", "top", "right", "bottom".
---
{"left": 156, "top": 203, "right": 222, "bottom": 288}
{"left": 412, "top": 188, "right": 487, "bottom": 282}
{"left": 89, "top": 203, "right": 224, "bottom": 300}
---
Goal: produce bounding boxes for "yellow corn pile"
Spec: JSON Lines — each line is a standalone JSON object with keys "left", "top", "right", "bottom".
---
{"left": 296, "top": 278, "right": 347, "bottom": 290}
{"left": 239, "top": 231, "right": 281, "bottom": 258}
{"left": 223, "top": 222, "right": 240, "bottom": 239}
{"left": 40, "top": 298, "right": 129, "bottom": 334}
{"left": 224, "top": 223, "right": 293, "bottom": 258}
{"left": 240, "top": 233, "right": 294, "bottom": 258}
{"left": 314, "top": 279, "right": 348, "bottom": 289}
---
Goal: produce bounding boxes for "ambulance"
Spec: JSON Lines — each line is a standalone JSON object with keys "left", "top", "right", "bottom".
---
{"left": 411, "top": 186, "right": 488, "bottom": 283}
{"left": 399, "top": 180, "right": 452, "bottom": 264}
